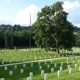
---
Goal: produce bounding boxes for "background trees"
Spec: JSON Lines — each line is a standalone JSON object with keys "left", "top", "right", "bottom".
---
{"left": 32, "top": 1, "right": 75, "bottom": 54}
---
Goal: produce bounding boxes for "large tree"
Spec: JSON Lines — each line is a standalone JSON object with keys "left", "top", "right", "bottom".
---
{"left": 76, "top": 30, "right": 80, "bottom": 47}
{"left": 32, "top": 1, "right": 75, "bottom": 54}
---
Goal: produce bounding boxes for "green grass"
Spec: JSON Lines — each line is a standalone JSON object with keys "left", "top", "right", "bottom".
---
{"left": 0, "top": 57, "right": 80, "bottom": 80}
{"left": 0, "top": 49, "right": 57, "bottom": 64}
{"left": 0, "top": 48, "right": 80, "bottom": 80}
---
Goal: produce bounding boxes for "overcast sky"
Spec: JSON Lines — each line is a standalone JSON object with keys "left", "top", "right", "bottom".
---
{"left": 0, "top": 0, "right": 80, "bottom": 27}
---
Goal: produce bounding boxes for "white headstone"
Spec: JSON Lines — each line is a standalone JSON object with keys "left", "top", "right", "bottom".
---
{"left": 9, "top": 71, "right": 13, "bottom": 75}
{"left": 68, "top": 65, "right": 70, "bottom": 69}
{"left": 39, "top": 66, "right": 42, "bottom": 70}
{"left": 54, "top": 63, "right": 57, "bottom": 67}
{"left": 45, "top": 61, "right": 47, "bottom": 65}
{"left": 44, "top": 73, "right": 48, "bottom": 80}
{"left": 60, "top": 66, "right": 63, "bottom": 71}
{"left": 38, "top": 62, "right": 41, "bottom": 65}
{"left": 69, "top": 68, "right": 72, "bottom": 74}
{"left": 47, "top": 65, "right": 50, "bottom": 68}
{"left": 2, "top": 61, "right": 4, "bottom": 64}
{"left": 31, "top": 63, "right": 33, "bottom": 67}
{"left": 72, "top": 61, "right": 75, "bottom": 64}
{"left": 14, "top": 65, "right": 17, "bottom": 69}
{"left": 78, "top": 60, "right": 80, "bottom": 63}
{"left": 40, "top": 57, "right": 42, "bottom": 59}
{"left": 20, "top": 69, "right": 24, "bottom": 73}
{"left": 41, "top": 70, "right": 44, "bottom": 75}
{"left": 79, "top": 66, "right": 80, "bottom": 71}
{"left": 75, "top": 64, "right": 77, "bottom": 68}
{"left": 51, "top": 68, "right": 54, "bottom": 73}
{"left": 58, "top": 70, "right": 61, "bottom": 76}
{"left": 27, "top": 77, "right": 32, "bottom": 80}
{"left": 0, "top": 78, "right": 5, "bottom": 80}
{"left": 61, "top": 62, "right": 63, "bottom": 66}
{"left": 4, "top": 66, "right": 7, "bottom": 71}
{"left": 67, "top": 61, "right": 69, "bottom": 65}
{"left": 23, "top": 64, "right": 26, "bottom": 68}
{"left": 29, "top": 72, "right": 33, "bottom": 77}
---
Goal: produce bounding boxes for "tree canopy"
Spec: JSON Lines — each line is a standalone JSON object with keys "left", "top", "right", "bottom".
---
{"left": 32, "top": 1, "right": 75, "bottom": 54}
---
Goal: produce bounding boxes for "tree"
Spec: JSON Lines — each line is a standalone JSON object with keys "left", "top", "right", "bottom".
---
{"left": 32, "top": 1, "right": 75, "bottom": 54}
{"left": 76, "top": 30, "right": 80, "bottom": 47}
{"left": 5, "top": 31, "right": 9, "bottom": 48}
{"left": 11, "top": 27, "right": 14, "bottom": 48}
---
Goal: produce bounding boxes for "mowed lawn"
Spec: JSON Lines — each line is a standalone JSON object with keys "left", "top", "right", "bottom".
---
{"left": 0, "top": 57, "right": 80, "bottom": 80}
{"left": 0, "top": 49, "right": 58, "bottom": 65}
{"left": 0, "top": 48, "right": 80, "bottom": 80}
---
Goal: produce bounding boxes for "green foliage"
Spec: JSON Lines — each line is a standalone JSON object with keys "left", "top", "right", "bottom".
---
{"left": 32, "top": 1, "right": 75, "bottom": 53}
{"left": 76, "top": 30, "right": 80, "bottom": 47}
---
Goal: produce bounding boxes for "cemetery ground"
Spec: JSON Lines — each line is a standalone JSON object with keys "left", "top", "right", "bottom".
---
{"left": 0, "top": 47, "right": 80, "bottom": 80}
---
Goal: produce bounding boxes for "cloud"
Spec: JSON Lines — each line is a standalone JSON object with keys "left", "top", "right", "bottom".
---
{"left": 0, "top": 4, "right": 40, "bottom": 26}
{"left": 14, "top": 4, "right": 40, "bottom": 25}
{"left": 6, "top": 0, "right": 10, "bottom": 3}
{"left": 63, "top": 0, "right": 80, "bottom": 27}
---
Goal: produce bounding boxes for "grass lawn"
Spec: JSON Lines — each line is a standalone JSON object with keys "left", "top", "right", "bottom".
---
{"left": 0, "top": 48, "right": 80, "bottom": 80}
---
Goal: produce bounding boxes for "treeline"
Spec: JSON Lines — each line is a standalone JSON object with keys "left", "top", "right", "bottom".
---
{"left": 0, "top": 24, "right": 80, "bottom": 49}
{"left": 0, "top": 24, "right": 35, "bottom": 48}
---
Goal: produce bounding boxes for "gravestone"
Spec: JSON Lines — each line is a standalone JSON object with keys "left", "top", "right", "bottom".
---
{"left": 47, "top": 65, "right": 50, "bottom": 68}
{"left": 29, "top": 72, "right": 33, "bottom": 77}
{"left": 60, "top": 66, "right": 63, "bottom": 71}
{"left": 23, "top": 64, "right": 26, "bottom": 68}
{"left": 68, "top": 65, "right": 70, "bottom": 69}
{"left": 31, "top": 63, "right": 33, "bottom": 67}
{"left": 44, "top": 73, "right": 48, "bottom": 80}
{"left": 14, "top": 65, "right": 17, "bottom": 69}
{"left": 0, "top": 78, "right": 4, "bottom": 80}
{"left": 41, "top": 70, "right": 44, "bottom": 75}
{"left": 20, "top": 69, "right": 24, "bottom": 73}
{"left": 69, "top": 68, "right": 72, "bottom": 74}
{"left": 4, "top": 66, "right": 7, "bottom": 71}
{"left": 51, "top": 68, "right": 54, "bottom": 73}
{"left": 27, "top": 77, "right": 32, "bottom": 80}
{"left": 9, "top": 71, "right": 13, "bottom": 75}
{"left": 58, "top": 70, "right": 61, "bottom": 76}
{"left": 39, "top": 66, "right": 42, "bottom": 70}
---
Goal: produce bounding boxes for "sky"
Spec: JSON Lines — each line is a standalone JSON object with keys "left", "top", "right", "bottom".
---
{"left": 0, "top": 0, "right": 80, "bottom": 27}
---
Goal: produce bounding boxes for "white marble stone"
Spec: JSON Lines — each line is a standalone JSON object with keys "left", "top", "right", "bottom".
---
{"left": 44, "top": 73, "right": 48, "bottom": 80}
{"left": 39, "top": 66, "right": 42, "bottom": 70}
{"left": 20, "top": 69, "right": 24, "bottom": 73}
{"left": 58, "top": 70, "right": 61, "bottom": 76}
{"left": 27, "top": 77, "right": 32, "bottom": 80}
{"left": 68, "top": 65, "right": 70, "bottom": 69}
{"left": 9, "top": 71, "right": 13, "bottom": 75}
{"left": 29, "top": 72, "right": 33, "bottom": 77}
{"left": 14, "top": 65, "right": 17, "bottom": 69}
{"left": 23, "top": 64, "right": 26, "bottom": 68}
{"left": 0, "top": 78, "right": 5, "bottom": 80}
{"left": 41, "top": 70, "right": 44, "bottom": 75}
{"left": 54, "top": 63, "right": 57, "bottom": 67}
{"left": 75, "top": 64, "right": 77, "bottom": 68}
{"left": 47, "top": 65, "right": 50, "bottom": 68}
{"left": 4, "top": 66, "right": 7, "bottom": 71}
{"left": 31, "top": 63, "right": 33, "bottom": 67}
{"left": 51, "top": 68, "right": 54, "bottom": 73}
{"left": 69, "top": 68, "right": 72, "bottom": 74}
{"left": 78, "top": 60, "right": 80, "bottom": 63}
{"left": 60, "top": 66, "right": 63, "bottom": 71}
